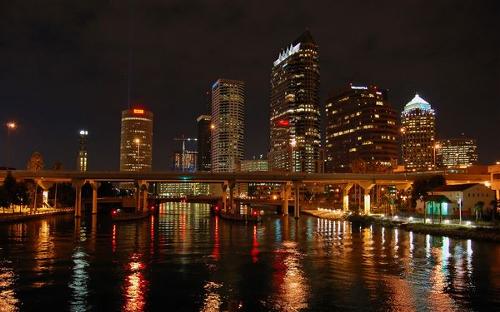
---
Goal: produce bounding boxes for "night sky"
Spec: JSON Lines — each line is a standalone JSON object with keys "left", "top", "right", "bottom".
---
{"left": 1, "top": 0, "right": 499, "bottom": 170}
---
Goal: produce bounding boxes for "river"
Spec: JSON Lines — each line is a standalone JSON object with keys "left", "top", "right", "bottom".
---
{"left": 0, "top": 202, "right": 498, "bottom": 311}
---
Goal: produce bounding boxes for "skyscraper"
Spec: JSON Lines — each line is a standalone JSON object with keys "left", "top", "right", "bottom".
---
{"left": 119, "top": 107, "right": 153, "bottom": 172}
{"left": 269, "top": 30, "right": 321, "bottom": 173}
{"left": 401, "top": 94, "right": 436, "bottom": 172}
{"left": 197, "top": 115, "right": 212, "bottom": 171}
{"left": 437, "top": 136, "right": 478, "bottom": 169}
{"left": 211, "top": 79, "right": 245, "bottom": 172}
{"left": 324, "top": 85, "right": 399, "bottom": 173}
{"left": 77, "top": 129, "right": 88, "bottom": 172}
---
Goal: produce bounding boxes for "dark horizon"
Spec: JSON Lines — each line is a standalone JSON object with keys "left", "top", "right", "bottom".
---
{"left": 1, "top": 1, "right": 499, "bottom": 170}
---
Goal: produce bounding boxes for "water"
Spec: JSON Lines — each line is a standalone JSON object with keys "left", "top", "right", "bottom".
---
{"left": 0, "top": 203, "right": 499, "bottom": 311}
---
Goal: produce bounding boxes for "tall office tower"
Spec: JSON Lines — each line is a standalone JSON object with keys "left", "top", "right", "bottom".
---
{"left": 269, "top": 30, "right": 321, "bottom": 173}
{"left": 211, "top": 79, "right": 245, "bottom": 172}
{"left": 119, "top": 107, "right": 153, "bottom": 172}
{"left": 77, "top": 129, "right": 89, "bottom": 172}
{"left": 197, "top": 115, "right": 212, "bottom": 171}
{"left": 324, "top": 85, "right": 399, "bottom": 173}
{"left": 401, "top": 94, "right": 436, "bottom": 172}
{"left": 437, "top": 136, "right": 478, "bottom": 169}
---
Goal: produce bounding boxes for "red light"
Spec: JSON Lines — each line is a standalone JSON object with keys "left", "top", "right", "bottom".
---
{"left": 252, "top": 210, "right": 257, "bottom": 216}
{"left": 214, "top": 206, "right": 219, "bottom": 211}
{"left": 277, "top": 119, "right": 290, "bottom": 127}
{"left": 112, "top": 210, "right": 118, "bottom": 216}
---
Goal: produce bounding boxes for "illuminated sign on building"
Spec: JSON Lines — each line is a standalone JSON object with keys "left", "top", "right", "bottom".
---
{"left": 277, "top": 119, "right": 290, "bottom": 127}
{"left": 133, "top": 109, "right": 144, "bottom": 115}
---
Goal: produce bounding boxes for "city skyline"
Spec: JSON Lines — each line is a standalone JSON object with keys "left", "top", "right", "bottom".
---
{"left": 1, "top": 1, "right": 499, "bottom": 170}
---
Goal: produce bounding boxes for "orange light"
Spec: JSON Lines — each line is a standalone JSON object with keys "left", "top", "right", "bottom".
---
{"left": 133, "top": 109, "right": 144, "bottom": 115}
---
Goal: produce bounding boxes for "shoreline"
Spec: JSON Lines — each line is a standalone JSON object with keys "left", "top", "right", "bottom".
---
{"left": 0, "top": 208, "right": 74, "bottom": 223}
{"left": 302, "top": 209, "right": 500, "bottom": 242}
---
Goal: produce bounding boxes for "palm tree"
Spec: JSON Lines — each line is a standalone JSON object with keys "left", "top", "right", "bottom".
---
{"left": 474, "top": 201, "right": 485, "bottom": 222}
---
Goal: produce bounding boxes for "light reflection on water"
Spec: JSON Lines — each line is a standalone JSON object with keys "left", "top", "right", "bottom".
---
{"left": 0, "top": 203, "right": 498, "bottom": 311}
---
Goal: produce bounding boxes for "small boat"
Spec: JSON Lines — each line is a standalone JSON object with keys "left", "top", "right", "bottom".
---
{"left": 211, "top": 205, "right": 262, "bottom": 223}
{"left": 111, "top": 209, "right": 150, "bottom": 222}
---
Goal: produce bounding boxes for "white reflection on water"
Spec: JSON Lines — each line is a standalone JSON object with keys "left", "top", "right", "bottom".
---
{"left": 200, "top": 281, "right": 223, "bottom": 312}
{"left": 69, "top": 220, "right": 89, "bottom": 312}
{"left": 69, "top": 247, "right": 89, "bottom": 312}
{"left": 271, "top": 241, "right": 309, "bottom": 311}
{"left": 0, "top": 261, "right": 18, "bottom": 312}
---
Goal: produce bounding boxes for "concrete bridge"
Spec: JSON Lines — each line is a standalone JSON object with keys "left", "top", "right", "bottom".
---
{"left": 0, "top": 170, "right": 491, "bottom": 218}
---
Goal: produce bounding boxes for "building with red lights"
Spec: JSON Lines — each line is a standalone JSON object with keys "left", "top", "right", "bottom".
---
{"left": 119, "top": 107, "right": 153, "bottom": 172}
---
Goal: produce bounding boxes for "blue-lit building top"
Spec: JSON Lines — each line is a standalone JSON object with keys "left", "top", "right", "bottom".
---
{"left": 402, "top": 94, "right": 434, "bottom": 115}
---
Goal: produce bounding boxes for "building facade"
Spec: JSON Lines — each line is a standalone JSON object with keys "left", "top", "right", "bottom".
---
{"left": 197, "top": 115, "right": 212, "bottom": 171}
{"left": 324, "top": 85, "right": 399, "bottom": 173}
{"left": 269, "top": 30, "right": 321, "bottom": 173}
{"left": 437, "top": 136, "right": 478, "bottom": 169}
{"left": 401, "top": 94, "right": 436, "bottom": 172}
{"left": 172, "top": 150, "right": 197, "bottom": 172}
{"left": 211, "top": 79, "right": 245, "bottom": 172}
{"left": 119, "top": 107, "right": 153, "bottom": 172}
{"left": 77, "top": 129, "right": 88, "bottom": 172}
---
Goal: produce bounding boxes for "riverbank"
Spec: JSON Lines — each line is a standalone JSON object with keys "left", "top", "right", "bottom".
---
{"left": 302, "top": 209, "right": 500, "bottom": 242}
{"left": 0, "top": 208, "right": 74, "bottom": 223}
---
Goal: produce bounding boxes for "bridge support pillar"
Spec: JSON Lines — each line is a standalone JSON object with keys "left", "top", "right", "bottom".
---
{"left": 343, "top": 183, "right": 354, "bottom": 213}
{"left": 72, "top": 179, "right": 85, "bottom": 218}
{"left": 282, "top": 182, "right": 291, "bottom": 215}
{"left": 222, "top": 182, "right": 228, "bottom": 213}
{"left": 142, "top": 183, "right": 149, "bottom": 213}
{"left": 358, "top": 182, "right": 375, "bottom": 215}
{"left": 90, "top": 181, "right": 99, "bottom": 214}
{"left": 294, "top": 183, "right": 300, "bottom": 219}
{"left": 229, "top": 181, "right": 236, "bottom": 214}
{"left": 135, "top": 180, "right": 147, "bottom": 213}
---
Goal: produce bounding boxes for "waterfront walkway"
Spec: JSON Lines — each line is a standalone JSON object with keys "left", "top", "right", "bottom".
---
{"left": 0, "top": 207, "right": 73, "bottom": 223}
{"left": 302, "top": 209, "right": 500, "bottom": 242}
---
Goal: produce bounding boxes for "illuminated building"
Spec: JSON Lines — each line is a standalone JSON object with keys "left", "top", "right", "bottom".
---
{"left": 211, "top": 79, "right": 245, "bottom": 172}
{"left": 77, "top": 130, "right": 89, "bottom": 172}
{"left": 172, "top": 150, "right": 197, "bottom": 172}
{"left": 324, "top": 85, "right": 399, "bottom": 173}
{"left": 119, "top": 107, "right": 153, "bottom": 172}
{"left": 197, "top": 115, "right": 212, "bottom": 171}
{"left": 269, "top": 30, "right": 321, "bottom": 173}
{"left": 437, "top": 136, "right": 478, "bottom": 169}
{"left": 240, "top": 157, "right": 276, "bottom": 197}
{"left": 240, "top": 158, "right": 269, "bottom": 172}
{"left": 401, "top": 94, "right": 436, "bottom": 172}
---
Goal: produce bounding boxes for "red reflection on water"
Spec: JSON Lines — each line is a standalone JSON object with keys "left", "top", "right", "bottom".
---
{"left": 251, "top": 225, "right": 259, "bottom": 263}
{"left": 150, "top": 216, "right": 155, "bottom": 256}
{"left": 123, "top": 254, "right": 147, "bottom": 312}
{"left": 112, "top": 225, "right": 117, "bottom": 253}
{"left": 211, "top": 216, "right": 220, "bottom": 261}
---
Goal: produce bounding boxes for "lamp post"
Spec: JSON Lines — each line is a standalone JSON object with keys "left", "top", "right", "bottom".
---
{"left": 5, "top": 121, "right": 17, "bottom": 168}
{"left": 290, "top": 138, "right": 297, "bottom": 173}
{"left": 134, "top": 138, "right": 141, "bottom": 165}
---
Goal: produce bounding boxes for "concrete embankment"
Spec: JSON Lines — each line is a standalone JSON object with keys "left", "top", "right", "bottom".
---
{"left": 0, "top": 208, "right": 74, "bottom": 223}
{"left": 302, "top": 210, "right": 500, "bottom": 242}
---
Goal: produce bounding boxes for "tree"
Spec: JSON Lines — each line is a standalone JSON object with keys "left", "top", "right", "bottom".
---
{"left": 27, "top": 152, "right": 44, "bottom": 171}
{"left": 0, "top": 186, "right": 9, "bottom": 212}
{"left": 474, "top": 201, "right": 485, "bottom": 222}
{"left": 490, "top": 199, "right": 498, "bottom": 221}
{"left": 3, "top": 172, "right": 17, "bottom": 212}
{"left": 411, "top": 175, "right": 446, "bottom": 208}
{"left": 12, "top": 181, "right": 30, "bottom": 212}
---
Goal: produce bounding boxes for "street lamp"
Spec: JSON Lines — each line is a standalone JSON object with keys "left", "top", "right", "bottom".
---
{"left": 290, "top": 138, "right": 297, "bottom": 173}
{"left": 134, "top": 138, "right": 141, "bottom": 163}
{"left": 5, "top": 121, "right": 17, "bottom": 168}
